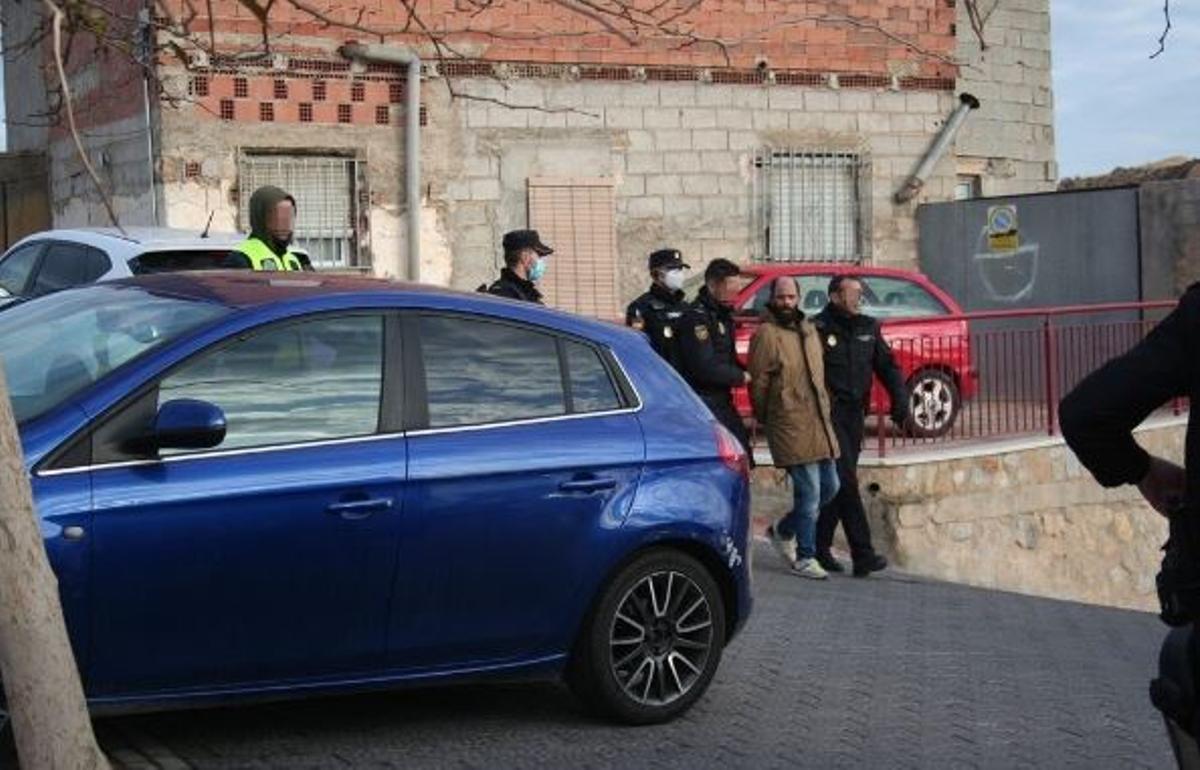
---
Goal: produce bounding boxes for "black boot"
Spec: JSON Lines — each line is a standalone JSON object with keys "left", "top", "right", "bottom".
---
{"left": 853, "top": 554, "right": 888, "bottom": 578}
{"left": 816, "top": 552, "right": 846, "bottom": 574}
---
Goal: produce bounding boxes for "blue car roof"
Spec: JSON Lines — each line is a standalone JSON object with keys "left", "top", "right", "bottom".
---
{"left": 107, "top": 271, "right": 643, "bottom": 347}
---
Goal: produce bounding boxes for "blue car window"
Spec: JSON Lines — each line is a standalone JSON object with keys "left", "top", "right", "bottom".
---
{"left": 564, "top": 340, "right": 621, "bottom": 413}
{"left": 158, "top": 314, "right": 383, "bottom": 453}
{"left": 0, "top": 284, "right": 229, "bottom": 424}
{"left": 418, "top": 315, "right": 565, "bottom": 428}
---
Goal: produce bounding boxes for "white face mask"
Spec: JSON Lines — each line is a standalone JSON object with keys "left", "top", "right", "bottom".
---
{"left": 663, "top": 269, "right": 686, "bottom": 292}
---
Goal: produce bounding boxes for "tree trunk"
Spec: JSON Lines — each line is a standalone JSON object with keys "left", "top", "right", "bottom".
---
{"left": 0, "top": 362, "right": 109, "bottom": 769}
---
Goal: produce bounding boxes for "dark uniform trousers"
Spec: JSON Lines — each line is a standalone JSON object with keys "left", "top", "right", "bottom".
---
{"left": 816, "top": 399, "right": 876, "bottom": 562}
{"left": 812, "top": 304, "right": 907, "bottom": 564}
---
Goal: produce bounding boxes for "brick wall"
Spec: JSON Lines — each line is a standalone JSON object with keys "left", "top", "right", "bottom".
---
{"left": 173, "top": 0, "right": 956, "bottom": 77}
{"left": 3, "top": 0, "right": 158, "bottom": 225}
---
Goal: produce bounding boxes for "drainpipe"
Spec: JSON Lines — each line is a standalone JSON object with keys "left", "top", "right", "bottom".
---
{"left": 894, "top": 92, "right": 980, "bottom": 204}
{"left": 338, "top": 42, "right": 421, "bottom": 281}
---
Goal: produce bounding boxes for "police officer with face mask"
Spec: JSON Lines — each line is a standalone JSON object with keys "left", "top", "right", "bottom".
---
{"left": 626, "top": 248, "right": 690, "bottom": 369}
{"left": 485, "top": 229, "right": 553, "bottom": 304}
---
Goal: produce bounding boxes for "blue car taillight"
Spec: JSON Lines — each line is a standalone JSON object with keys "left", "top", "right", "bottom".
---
{"left": 714, "top": 423, "right": 749, "bottom": 480}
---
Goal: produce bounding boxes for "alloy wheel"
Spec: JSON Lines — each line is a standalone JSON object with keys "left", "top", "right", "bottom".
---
{"left": 608, "top": 570, "right": 714, "bottom": 707}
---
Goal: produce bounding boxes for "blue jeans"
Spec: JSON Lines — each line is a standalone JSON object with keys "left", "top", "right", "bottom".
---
{"left": 778, "top": 459, "right": 841, "bottom": 560}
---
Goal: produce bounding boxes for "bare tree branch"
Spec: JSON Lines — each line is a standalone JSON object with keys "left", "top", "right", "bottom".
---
{"left": 1151, "top": 0, "right": 1172, "bottom": 58}
{"left": 963, "top": 0, "right": 989, "bottom": 52}
{"left": 42, "top": 0, "right": 125, "bottom": 232}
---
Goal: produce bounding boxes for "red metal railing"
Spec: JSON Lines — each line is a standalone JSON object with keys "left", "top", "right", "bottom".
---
{"left": 867, "top": 300, "right": 1185, "bottom": 457}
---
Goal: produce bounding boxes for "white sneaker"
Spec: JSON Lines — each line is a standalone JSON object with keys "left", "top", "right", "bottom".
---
{"left": 766, "top": 524, "right": 797, "bottom": 566}
{"left": 793, "top": 558, "right": 829, "bottom": 580}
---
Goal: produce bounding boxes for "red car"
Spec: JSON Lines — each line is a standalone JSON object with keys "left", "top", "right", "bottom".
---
{"left": 713, "top": 264, "right": 976, "bottom": 438}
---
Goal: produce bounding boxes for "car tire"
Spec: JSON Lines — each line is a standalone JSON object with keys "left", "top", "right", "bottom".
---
{"left": 567, "top": 549, "right": 726, "bottom": 725}
{"left": 906, "top": 368, "right": 960, "bottom": 439}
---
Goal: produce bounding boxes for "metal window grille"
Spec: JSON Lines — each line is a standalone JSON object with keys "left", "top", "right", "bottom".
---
{"left": 752, "top": 149, "right": 870, "bottom": 263}
{"left": 528, "top": 177, "right": 620, "bottom": 320}
{"left": 238, "top": 154, "right": 370, "bottom": 271}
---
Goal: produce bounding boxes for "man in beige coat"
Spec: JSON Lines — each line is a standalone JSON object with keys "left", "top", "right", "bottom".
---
{"left": 748, "top": 276, "right": 841, "bottom": 579}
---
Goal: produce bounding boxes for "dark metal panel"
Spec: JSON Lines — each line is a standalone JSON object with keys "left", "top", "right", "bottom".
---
{"left": 917, "top": 187, "right": 1141, "bottom": 311}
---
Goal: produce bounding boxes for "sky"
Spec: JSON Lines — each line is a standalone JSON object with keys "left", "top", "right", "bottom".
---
{"left": 1052, "top": 0, "right": 1200, "bottom": 178}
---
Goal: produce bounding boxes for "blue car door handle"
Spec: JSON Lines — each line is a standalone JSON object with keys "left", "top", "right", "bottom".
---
{"left": 558, "top": 476, "right": 617, "bottom": 494}
{"left": 326, "top": 497, "right": 394, "bottom": 520}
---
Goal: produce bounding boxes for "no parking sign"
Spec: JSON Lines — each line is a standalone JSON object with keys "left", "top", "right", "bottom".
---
{"left": 987, "top": 204, "right": 1019, "bottom": 252}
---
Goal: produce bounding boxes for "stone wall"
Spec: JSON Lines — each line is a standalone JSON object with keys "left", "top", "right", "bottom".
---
{"left": 954, "top": 0, "right": 1057, "bottom": 194}
{"left": 853, "top": 420, "right": 1183, "bottom": 612}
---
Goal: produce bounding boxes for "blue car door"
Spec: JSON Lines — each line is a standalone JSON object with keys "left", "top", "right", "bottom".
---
{"left": 83, "top": 312, "right": 407, "bottom": 696}
{"left": 29, "top": 410, "right": 95, "bottom": 675}
{"left": 387, "top": 313, "right": 643, "bottom": 670}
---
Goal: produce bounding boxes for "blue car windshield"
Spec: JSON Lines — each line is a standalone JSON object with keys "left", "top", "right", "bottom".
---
{"left": 0, "top": 284, "right": 230, "bottom": 424}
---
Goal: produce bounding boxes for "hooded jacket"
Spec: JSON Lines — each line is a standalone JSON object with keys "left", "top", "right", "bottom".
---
{"left": 226, "top": 186, "right": 300, "bottom": 269}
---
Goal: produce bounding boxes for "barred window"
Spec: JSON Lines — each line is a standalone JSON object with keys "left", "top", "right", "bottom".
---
{"left": 238, "top": 154, "right": 370, "bottom": 271}
{"left": 753, "top": 150, "right": 869, "bottom": 263}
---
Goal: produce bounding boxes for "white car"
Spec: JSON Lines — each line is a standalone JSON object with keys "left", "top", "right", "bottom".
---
{"left": 0, "top": 227, "right": 312, "bottom": 308}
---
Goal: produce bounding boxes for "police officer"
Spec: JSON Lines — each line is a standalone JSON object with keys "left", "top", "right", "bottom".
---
{"left": 813, "top": 274, "right": 909, "bottom": 577}
{"left": 1058, "top": 282, "right": 1200, "bottom": 768}
{"left": 226, "top": 185, "right": 305, "bottom": 271}
{"left": 626, "top": 248, "right": 690, "bottom": 368}
{"left": 484, "top": 229, "right": 553, "bottom": 304}
{"left": 677, "top": 258, "right": 752, "bottom": 453}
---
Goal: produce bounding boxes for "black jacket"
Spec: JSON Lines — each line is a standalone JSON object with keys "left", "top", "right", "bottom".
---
{"left": 486, "top": 268, "right": 543, "bottom": 304}
{"left": 1060, "top": 286, "right": 1200, "bottom": 504}
{"left": 813, "top": 303, "right": 908, "bottom": 421}
{"left": 677, "top": 287, "right": 745, "bottom": 401}
{"left": 626, "top": 283, "right": 688, "bottom": 369}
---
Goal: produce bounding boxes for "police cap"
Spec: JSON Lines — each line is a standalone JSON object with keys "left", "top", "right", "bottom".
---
{"left": 502, "top": 229, "right": 554, "bottom": 256}
{"left": 648, "top": 248, "right": 690, "bottom": 272}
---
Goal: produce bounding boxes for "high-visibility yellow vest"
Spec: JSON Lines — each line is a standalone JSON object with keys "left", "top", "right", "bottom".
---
{"left": 236, "top": 237, "right": 302, "bottom": 271}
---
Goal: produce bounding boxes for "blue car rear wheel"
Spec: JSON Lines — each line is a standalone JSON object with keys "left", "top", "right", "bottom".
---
{"left": 568, "top": 549, "right": 726, "bottom": 724}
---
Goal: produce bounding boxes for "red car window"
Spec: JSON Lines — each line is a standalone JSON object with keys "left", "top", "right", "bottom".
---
{"left": 857, "top": 276, "right": 948, "bottom": 319}
{"left": 742, "top": 274, "right": 834, "bottom": 315}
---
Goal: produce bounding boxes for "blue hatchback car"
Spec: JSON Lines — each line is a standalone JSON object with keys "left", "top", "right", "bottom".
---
{"left": 0, "top": 272, "right": 752, "bottom": 724}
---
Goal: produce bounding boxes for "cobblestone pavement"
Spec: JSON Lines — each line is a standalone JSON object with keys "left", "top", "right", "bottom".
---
{"left": 1, "top": 543, "right": 1176, "bottom": 769}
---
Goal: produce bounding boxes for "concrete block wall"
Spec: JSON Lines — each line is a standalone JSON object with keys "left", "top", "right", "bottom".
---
{"left": 955, "top": 0, "right": 1057, "bottom": 194}
{"left": 430, "top": 76, "right": 959, "bottom": 304}
{"left": 48, "top": 115, "right": 158, "bottom": 228}
{"left": 156, "top": 105, "right": 415, "bottom": 280}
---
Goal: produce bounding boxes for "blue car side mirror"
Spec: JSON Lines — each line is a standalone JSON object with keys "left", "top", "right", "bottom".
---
{"left": 154, "top": 399, "right": 227, "bottom": 450}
